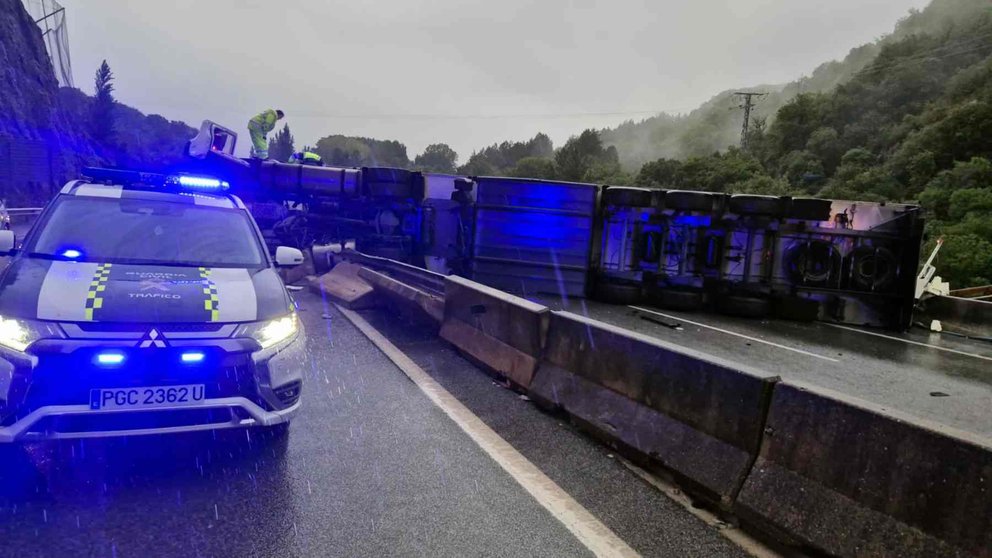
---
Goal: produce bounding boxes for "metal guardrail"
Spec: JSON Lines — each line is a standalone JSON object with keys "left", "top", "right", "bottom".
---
{"left": 342, "top": 249, "right": 446, "bottom": 296}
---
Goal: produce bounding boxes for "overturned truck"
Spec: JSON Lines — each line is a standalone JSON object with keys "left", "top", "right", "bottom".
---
{"left": 185, "top": 120, "right": 924, "bottom": 330}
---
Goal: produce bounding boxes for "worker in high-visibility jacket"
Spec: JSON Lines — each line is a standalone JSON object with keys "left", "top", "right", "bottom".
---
{"left": 247, "top": 109, "right": 284, "bottom": 159}
{"left": 287, "top": 151, "right": 324, "bottom": 166}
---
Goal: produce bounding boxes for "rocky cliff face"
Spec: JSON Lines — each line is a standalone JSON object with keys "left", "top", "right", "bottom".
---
{"left": 0, "top": 0, "right": 62, "bottom": 139}
{"left": 0, "top": 0, "right": 195, "bottom": 205}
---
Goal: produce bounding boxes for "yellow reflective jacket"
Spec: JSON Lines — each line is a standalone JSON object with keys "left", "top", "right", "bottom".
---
{"left": 249, "top": 109, "right": 279, "bottom": 134}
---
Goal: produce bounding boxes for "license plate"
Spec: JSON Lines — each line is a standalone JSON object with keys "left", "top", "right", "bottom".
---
{"left": 89, "top": 385, "right": 207, "bottom": 410}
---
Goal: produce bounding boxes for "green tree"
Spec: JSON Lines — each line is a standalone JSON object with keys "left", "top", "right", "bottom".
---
{"left": 92, "top": 60, "right": 116, "bottom": 143}
{"left": 637, "top": 158, "right": 683, "bottom": 188}
{"left": 778, "top": 150, "right": 825, "bottom": 191}
{"left": 806, "top": 127, "right": 843, "bottom": 173}
{"left": 510, "top": 157, "right": 556, "bottom": 180}
{"left": 935, "top": 234, "right": 992, "bottom": 287}
{"left": 269, "top": 124, "right": 295, "bottom": 162}
{"left": 414, "top": 143, "right": 458, "bottom": 173}
{"left": 676, "top": 149, "right": 764, "bottom": 192}
{"left": 457, "top": 156, "right": 497, "bottom": 177}
{"left": 458, "top": 133, "right": 555, "bottom": 174}
{"left": 767, "top": 93, "right": 827, "bottom": 155}
{"left": 555, "top": 129, "right": 615, "bottom": 181}
{"left": 313, "top": 135, "right": 411, "bottom": 168}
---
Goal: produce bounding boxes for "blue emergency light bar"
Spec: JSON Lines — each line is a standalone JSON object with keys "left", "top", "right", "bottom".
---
{"left": 167, "top": 175, "right": 230, "bottom": 191}
{"left": 82, "top": 167, "right": 229, "bottom": 192}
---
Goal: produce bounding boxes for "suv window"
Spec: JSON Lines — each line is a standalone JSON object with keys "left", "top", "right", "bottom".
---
{"left": 25, "top": 195, "right": 266, "bottom": 267}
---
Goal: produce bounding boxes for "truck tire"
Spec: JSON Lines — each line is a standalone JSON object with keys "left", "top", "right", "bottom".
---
{"left": 772, "top": 296, "right": 820, "bottom": 322}
{"left": 787, "top": 198, "right": 832, "bottom": 221}
{"left": 784, "top": 240, "right": 841, "bottom": 287}
{"left": 650, "top": 288, "right": 704, "bottom": 312}
{"left": 664, "top": 191, "right": 714, "bottom": 212}
{"left": 729, "top": 195, "right": 783, "bottom": 217}
{"left": 848, "top": 246, "right": 898, "bottom": 291}
{"left": 594, "top": 282, "right": 643, "bottom": 305}
{"left": 718, "top": 295, "right": 771, "bottom": 319}
{"left": 603, "top": 187, "right": 653, "bottom": 208}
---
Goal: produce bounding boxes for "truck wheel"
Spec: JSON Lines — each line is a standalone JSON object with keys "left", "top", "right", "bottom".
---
{"left": 603, "top": 187, "right": 653, "bottom": 207}
{"left": 730, "top": 195, "right": 783, "bottom": 217}
{"left": 784, "top": 240, "right": 841, "bottom": 287}
{"left": 663, "top": 191, "right": 714, "bottom": 212}
{"left": 650, "top": 288, "right": 704, "bottom": 311}
{"left": 772, "top": 296, "right": 820, "bottom": 322}
{"left": 594, "top": 282, "right": 642, "bottom": 305}
{"left": 848, "top": 246, "right": 898, "bottom": 291}
{"left": 718, "top": 295, "right": 771, "bottom": 319}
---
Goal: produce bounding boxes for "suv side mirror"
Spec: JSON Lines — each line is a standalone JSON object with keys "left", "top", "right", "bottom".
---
{"left": 0, "top": 230, "right": 15, "bottom": 255}
{"left": 275, "top": 246, "right": 304, "bottom": 267}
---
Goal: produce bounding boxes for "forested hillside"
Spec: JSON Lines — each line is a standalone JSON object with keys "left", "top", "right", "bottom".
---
{"left": 600, "top": 0, "right": 991, "bottom": 169}
{"left": 636, "top": 0, "right": 992, "bottom": 286}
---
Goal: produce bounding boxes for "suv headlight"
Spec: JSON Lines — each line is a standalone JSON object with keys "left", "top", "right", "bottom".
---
{"left": 235, "top": 313, "right": 299, "bottom": 349}
{"left": 0, "top": 315, "right": 62, "bottom": 353}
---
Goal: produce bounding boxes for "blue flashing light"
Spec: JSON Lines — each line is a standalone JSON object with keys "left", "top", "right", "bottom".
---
{"left": 61, "top": 249, "right": 83, "bottom": 259}
{"left": 95, "top": 352, "right": 125, "bottom": 366}
{"left": 172, "top": 175, "right": 230, "bottom": 191}
{"left": 181, "top": 351, "right": 205, "bottom": 363}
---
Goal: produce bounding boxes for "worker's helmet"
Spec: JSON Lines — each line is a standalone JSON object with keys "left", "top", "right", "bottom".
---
{"left": 276, "top": 109, "right": 285, "bottom": 118}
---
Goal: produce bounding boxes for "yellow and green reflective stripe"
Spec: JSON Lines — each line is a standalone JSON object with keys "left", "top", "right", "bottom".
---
{"left": 84, "top": 263, "right": 113, "bottom": 321}
{"left": 199, "top": 267, "right": 220, "bottom": 322}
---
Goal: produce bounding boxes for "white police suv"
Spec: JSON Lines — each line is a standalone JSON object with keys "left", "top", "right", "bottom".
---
{"left": 0, "top": 169, "right": 305, "bottom": 441}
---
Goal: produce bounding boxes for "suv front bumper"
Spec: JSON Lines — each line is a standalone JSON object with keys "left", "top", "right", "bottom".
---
{"left": 0, "top": 327, "right": 305, "bottom": 442}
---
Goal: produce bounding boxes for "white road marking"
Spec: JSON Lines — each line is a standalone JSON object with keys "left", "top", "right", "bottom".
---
{"left": 825, "top": 323, "right": 992, "bottom": 363}
{"left": 336, "top": 305, "right": 641, "bottom": 558}
{"left": 629, "top": 306, "right": 840, "bottom": 363}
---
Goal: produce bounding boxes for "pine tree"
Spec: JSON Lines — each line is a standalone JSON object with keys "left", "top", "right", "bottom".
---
{"left": 92, "top": 60, "right": 116, "bottom": 143}
{"left": 269, "top": 124, "right": 295, "bottom": 162}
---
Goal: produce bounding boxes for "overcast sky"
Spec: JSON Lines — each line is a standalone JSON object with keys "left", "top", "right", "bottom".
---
{"left": 60, "top": 0, "right": 929, "bottom": 160}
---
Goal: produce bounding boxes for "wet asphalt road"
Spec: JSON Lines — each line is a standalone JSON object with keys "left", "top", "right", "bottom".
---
{"left": 0, "top": 290, "right": 749, "bottom": 558}
{"left": 540, "top": 297, "right": 992, "bottom": 438}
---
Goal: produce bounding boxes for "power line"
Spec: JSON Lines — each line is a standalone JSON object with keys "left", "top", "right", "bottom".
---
{"left": 282, "top": 109, "right": 693, "bottom": 120}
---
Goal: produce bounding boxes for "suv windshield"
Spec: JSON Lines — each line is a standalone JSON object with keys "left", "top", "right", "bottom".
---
{"left": 25, "top": 195, "right": 266, "bottom": 267}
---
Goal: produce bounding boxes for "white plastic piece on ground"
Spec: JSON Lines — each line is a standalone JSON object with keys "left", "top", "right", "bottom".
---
{"left": 930, "top": 320, "right": 943, "bottom": 333}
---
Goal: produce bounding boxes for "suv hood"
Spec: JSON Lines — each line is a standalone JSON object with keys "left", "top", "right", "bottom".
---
{"left": 0, "top": 258, "right": 291, "bottom": 323}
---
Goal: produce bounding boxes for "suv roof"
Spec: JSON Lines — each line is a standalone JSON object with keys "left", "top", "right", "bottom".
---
{"left": 60, "top": 180, "right": 245, "bottom": 210}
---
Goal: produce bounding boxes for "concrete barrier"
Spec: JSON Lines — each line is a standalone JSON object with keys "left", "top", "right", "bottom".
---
{"left": 439, "top": 275, "right": 549, "bottom": 389}
{"left": 736, "top": 380, "right": 992, "bottom": 558}
{"left": 529, "top": 311, "right": 778, "bottom": 505}
{"left": 306, "top": 262, "right": 377, "bottom": 309}
{"left": 918, "top": 295, "right": 992, "bottom": 339}
{"left": 358, "top": 267, "right": 444, "bottom": 326}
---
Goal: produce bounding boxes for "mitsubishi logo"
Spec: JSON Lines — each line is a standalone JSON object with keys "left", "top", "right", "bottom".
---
{"left": 138, "top": 328, "right": 168, "bottom": 348}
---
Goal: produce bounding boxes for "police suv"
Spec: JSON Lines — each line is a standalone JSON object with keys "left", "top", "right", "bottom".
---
{"left": 0, "top": 169, "right": 305, "bottom": 441}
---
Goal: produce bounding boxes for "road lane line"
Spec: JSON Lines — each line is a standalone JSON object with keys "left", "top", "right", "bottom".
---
{"left": 825, "top": 323, "right": 992, "bottom": 362}
{"left": 337, "top": 305, "right": 641, "bottom": 558}
{"left": 629, "top": 306, "right": 840, "bottom": 363}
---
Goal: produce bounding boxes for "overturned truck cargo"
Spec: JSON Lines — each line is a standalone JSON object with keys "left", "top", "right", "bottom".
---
{"left": 185, "top": 120, "right": 924, "bottom": 330}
